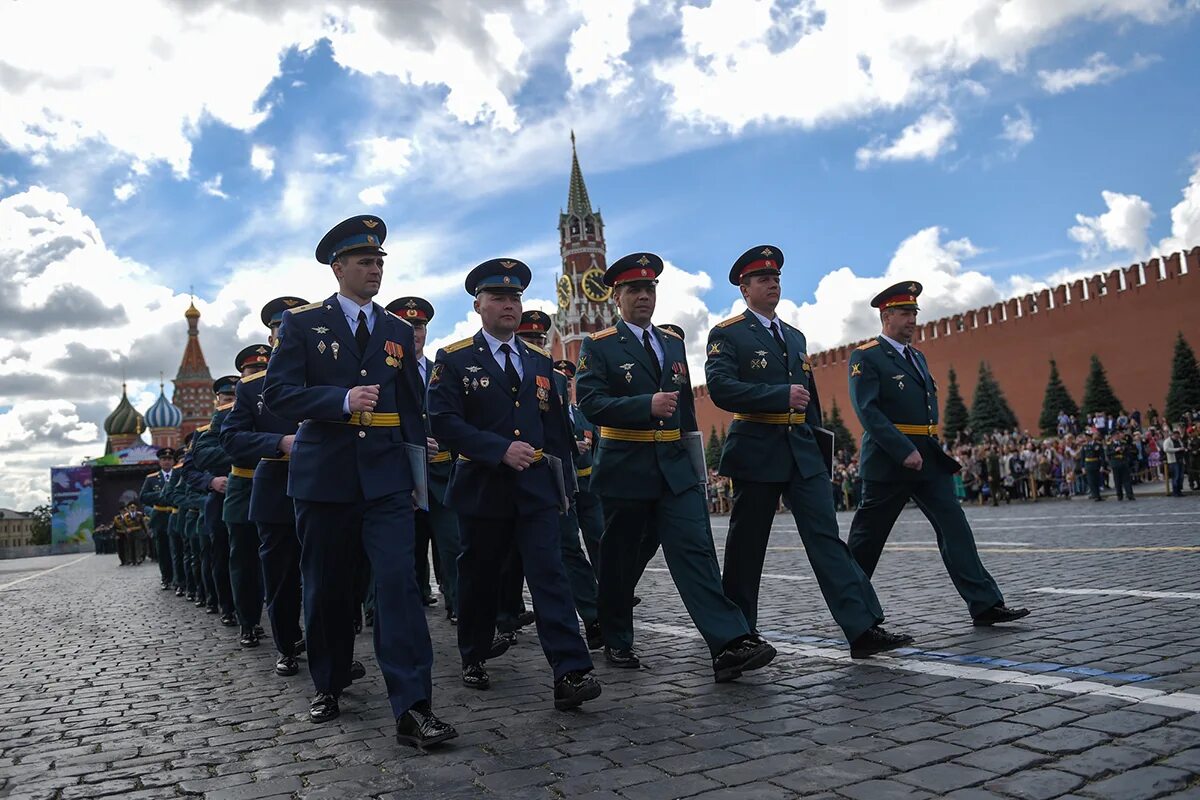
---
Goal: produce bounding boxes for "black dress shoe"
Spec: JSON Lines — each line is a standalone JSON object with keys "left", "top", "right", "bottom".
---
{"left": 850, "top": 626, "right": 914, "bottom": 659}
{"left": 186, "top": 593, "right": 195, "bottom": 602}
{"left": 349, "top": 660, "right": 366, "bottom": 681}
{"left": 160, "top": 582, "right": 171, "bottom": 591}
{"left": 396, "top": 706, "right": 458, "bottom": 751}
{"left": 205, "top": 605, "right": 218, "bottom": 614}
{"left": 254, "top": 624, "right": 265, "bottom": 637}
{"left": 354, "top": 618, "right": 362, "bottom": 634}
{"left": 294, "top": 637, "right": 306, "bottom": 654}
{"left": 488, "top": 633, "right": 514, "bottom": 660}
{"left": 973, "top": 604, "right": 1031, "bottom": 626}
{"left": 239, "top": 626, "right": 260, "bottom": 648}
{"left": 585, "top": 620, "right": 603, "bottom": 651}
{"left": 174, "top": 587, "right": 184, "bottom": 597}
{"left": 554, "top": 670, "right": 602, "bottom": 710}
{"left": 276, "top": 655, "right": 299, "bottom": 676}
{"left": 462, "top": 662, "right": 490, "bottom": 689}
{"left": 219, "top": 613, "right": 237, "bottom": 627}
{"left": 446, "top": 609, "right": 458, "bottom": 625}
{"left": 309, "top": 692, "right": 340, "bottom": 723}
{"left": 421, "top": 594, "right": 438, "bottom": 607}
{"left": 604, "top": 647, "right": 640, "bottom": 668}
{"left": 713, "top": 636, "right": 777, "bottom": 682}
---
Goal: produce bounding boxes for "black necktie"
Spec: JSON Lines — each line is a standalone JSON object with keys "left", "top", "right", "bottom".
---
{"left": 355, "top": 310, "right": 370, "bottom": 353}
{"left": 642, "top": 330, "right": 661, "bottom": 380}
{"left": 903, "top": 347, "right": 925, "bottom": 385}
{"left": 499, "top": 343, "right": 520, "bottom": 392}
{"left": 771, "top": 321, "right": 786, "bottom": 354}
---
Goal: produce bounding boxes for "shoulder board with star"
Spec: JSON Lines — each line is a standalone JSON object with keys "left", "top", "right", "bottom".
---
{"left": 241, "top": 370, "right": 267, "bottom": 383}
{"left": 195, "top": 424, "right": 211, "bottom": 433}
{"left": 590, "top": 327, "right": 618, "bottom": 341}
{"left": 524, "top": 342, "right": 551, "bottom": 358}
{"left": 657, "top": 326, "right": 682, "bottom": 340}
{"left": 716, "top": 315, "right": 745, "bottom": 329}
{"left": 286, "top": 301, "right": 323, "bottom": 314}
{"left": 855, "top": 339, "right": 880, "bottom": 351}
{"left": 443, "top": 338, "right": 474, "bottom": 354}
{"left": 216, "top": 401, "right": 234, "bottom": 411}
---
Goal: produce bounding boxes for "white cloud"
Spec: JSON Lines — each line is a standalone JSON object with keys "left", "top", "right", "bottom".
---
{"left": 1068, "top": 190, "right": 1154, "bottom": 256}
{"left": 113, "top": 182, "right": 137, "bottom": 202}
{"left": 856, "top": 108, "right": 957, "bottom": 169}
{"left": 999, "top": 106, "right": 1035, "bottom": 153}
{"left": 358, "top": 185, "right": 390, "bottom": 206}
{"left": 250, "top": 145, "right": 275, "bottom": 178}
{"left": 565, "top": 0, "right": 639, "bottom": 94}
{"left": 312, "top": 152, "right": 346, "bottom": 167}
{"left": 201, "top": 174, "right": 230, "bottom": 200}
{"left": 356, "top": 136, "right": 415, "bottom": 177}
{"left": 1038, "top": 52, "right": 1158, "bottom": 94}
{"left": 1157, "top": 158, "right": 1200, "bottom": 256}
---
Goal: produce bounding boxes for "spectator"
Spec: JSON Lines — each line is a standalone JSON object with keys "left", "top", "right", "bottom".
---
{"left": 1163, "top": 429, "right": 1185, "bottom": 497}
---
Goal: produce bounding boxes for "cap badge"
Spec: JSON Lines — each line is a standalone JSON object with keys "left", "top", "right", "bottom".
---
{"left": 284, "top": 298, "right": 300, "bottom": 307}
{"left": 503, "top": 276, "right": 511, "bottom": 284}
{"left": 636, "top": 255, "right": 650, "bottom": 266}
{"left": 362, "top": 219, "right": 379, "bottom": 229}
{"left": 405, "top": 299, "right": 417, "bottom": 308}
{"left": 908, "top": 283, "right": 917, "bottom": 292}
{"left": 406, "top": 310, "right": 418, "bottom": 317}
{"left": 255, "top": 346, "right": 268, "bottom": 354}
{"left": 500, "top": 260, "right": 516, "bottom": 269}
{"left": 761, "top": 248, "right": 773, "bottom": 256}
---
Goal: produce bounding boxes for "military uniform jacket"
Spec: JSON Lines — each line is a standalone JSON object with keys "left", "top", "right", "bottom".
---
{"left": 220, "top": 371, "right": 297, "bottom": 524}
{"left": 1106, "top": 440, "right": 1135, "bottom": 466}
{"left": 263, "top": 293, "right": 425, "bottom": 504}
{"left": 576, "top": 320, "right": 698, "bottom": 500}
{"left": 567, "top": 403, "right": 598, "bottom": 492}
{"left": 1080, "top": 441, "right": 1107, "bottom": 469}
{"left": 178, "top": 446, "right": 211, "bottom": 515}
{"left": 704, "top": 309, "right": 826, "bottom": 481}
{"left": 139, "top": 469, "right": 174, "bottom": 526}
{"left": 848, "top": 336, "right": 960, "bottom": 483}
{"left": 416, "top": 354, "right": 453, "bottom": 506}
{"left": 427, "top": 330, "right": 572, "bottom": 519}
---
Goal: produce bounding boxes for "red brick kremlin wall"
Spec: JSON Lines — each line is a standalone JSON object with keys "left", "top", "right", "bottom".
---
{"left": 695, "top": 248, "right": 1200, "bottom": 441}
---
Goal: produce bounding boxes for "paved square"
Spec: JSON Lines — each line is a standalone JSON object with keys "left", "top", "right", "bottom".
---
{"left": 2, "top": 496, "right": 1199, "bottom": 799}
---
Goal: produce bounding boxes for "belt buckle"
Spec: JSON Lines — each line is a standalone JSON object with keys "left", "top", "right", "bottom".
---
{"left": 360, "top": 411, "right": 374, "bottom": 427}
{"left": 653, "top": 430, "right": 664, "bottom": 442}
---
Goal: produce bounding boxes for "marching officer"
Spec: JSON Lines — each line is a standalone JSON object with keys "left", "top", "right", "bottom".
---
{"left": 1107, "top": 433, "right": 1136, "bottom": 501}
{"left": 191, "top": 379, "right": 238, "bottom": 626}
{"left": 111, "top": 506, "right": 131, "bottom": 565}
{"left": 428, "top": 258, "right": 601, "bottom": 710}
{"left": 706, "top": 247, "right": 911, "bottom": 657}
{"left": 386, "top": 296, "right": 461, "bottom": 623}
{"left": 179, "top": 418, "right": 218, "bottom": 610}
{"left": 162, "top": 436, "right": 192, "bottom": 598}
{"left": 846, "top": 282, "right": 1029, "bottom": 626}
{"left": 1081, "top": 429, "right": 1107, "bottom": 501}
{"left": 263, "top": 215, "right": 456, "bottom": 748}
{"left": 223, "top": 327, "right": 314, "bottom": 677}
{"left": 141, "top": 448, "right": 178, "bottom": 590}
{"left": 555, "top": 360, "right": 604, "bottom": 571}
{"left": 576, "top": 251, "right": 775, "bottom": 681}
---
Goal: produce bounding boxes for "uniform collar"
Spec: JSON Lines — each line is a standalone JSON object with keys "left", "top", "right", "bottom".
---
{"left": 621, "top": 319, "right": 655, "bottom": 340}
{"left": 480, "top": 326, "right": 518, "bottom": 356}
{"left": 746, "top": 306, "right": 779, "bottom": 329}
{"left": 336, "top": 293, "right": 374, "bottom": 324}
{"left": 879, "top": 332, "right": 911, "bottom": 355}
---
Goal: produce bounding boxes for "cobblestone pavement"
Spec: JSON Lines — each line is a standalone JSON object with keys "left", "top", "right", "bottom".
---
{"left": 2, "top": 496, "right": 1200, "bottom": 799}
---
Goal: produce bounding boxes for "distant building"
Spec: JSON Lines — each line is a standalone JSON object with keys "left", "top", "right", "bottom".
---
{"left": 0, "top": 509, "right": 35, "bottom": 548}
{"left": 173, "top": 300, "right": 214, "bottom": 438}
{"left": 145, "top": 381, "right": 184, "bottom": 451}
{"left": 103, "top": 383, "right": 146, "bottom": 454}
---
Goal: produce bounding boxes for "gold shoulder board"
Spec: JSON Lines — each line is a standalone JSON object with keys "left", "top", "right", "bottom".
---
{"left": 216, "top": 401, "right": 234, "bottom": 411}
{"left": 658, "top": 326, "right": 682, "bottom": 340}
{"left": 716, "top": 315, "right": 744, "bottom": 329}
{"left": 241, "top": 370, "right": 267, "bottom": 383}
{"left": 525, "top": 342, "right": 551, "bottom": 358}
{"left": 590, "top": 327, "right": 618, "bottom": 341}
{"left": 856, "top": 339, "right": 880, "bottom": 351}
{"left": 443, "top": 338, "right": 474, "bottom": 354}
{"left": 289, "top": 301, "right": 323, "bottom": 314}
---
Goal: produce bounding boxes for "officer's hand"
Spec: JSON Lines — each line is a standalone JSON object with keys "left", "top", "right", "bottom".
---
{"left": 789, "top": 384, "right": 811, "bottom": 409}
{"left": 426, "top": 437, "right": 439, "bottom": 459}
{"left": 503, "top": 441, "right": 538, "bottom": 471}
{"left": 348, "top": 384, "right": 380, "bottom": 412}
{"left": 209, "top": 476, "right": 228, "bottom": 493}
{"left": 651, "top": 391, "right": 679, "bottom": 419}
{"left": 902, "top": 450, "right": 923, "bottom": 471}
{"left": 576, "top": 439, "right": 589, "bottom": 454}
{"left": 278, "top": 434, "right": 295, "bottom": 455}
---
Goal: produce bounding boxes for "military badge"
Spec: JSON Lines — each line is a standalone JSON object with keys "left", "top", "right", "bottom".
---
{"left": 331, "top": 342, "right": 340, "bottom": 360}
{"left": 851, "top": 363, "right": 862, "bottom": 377}
{"left": 535, "top": 375, "right": 550, "bottom": 389}
{"left": 317, "top": 340, "right": 326, "bottom": 355}
{"left": 619, "top": 362, "right": 635, "bottom": 371}
{"left": 384, "top": 341, "right": 404, "bottom": 360}
{"left": 577, "top": 354, "right": 588, "bottom": 371}
{"left": 471, "top": 378, "right": 479, "bottom": 390}
{"left": 466, "top": 365, "right": 482, "bottom": 373}
{"left": 429, "top": 363, "right": 443, "bottom": 385}
{"left": 385, "top": 356, "right": 398, "bottom": 368}
{"left": 312, "top": 326, "right": 329, "bottom": 334}
{"left": 892, "top": 374, "right": 905, "bottom": 390}
{"left": 708, "top": 342, "right": 721, "bottom": 356}
{"left": 671, "top": 361, "right": 687, "bottom": 385}
{"left": 480, "top": 377, "right": 490, "bottom": 388}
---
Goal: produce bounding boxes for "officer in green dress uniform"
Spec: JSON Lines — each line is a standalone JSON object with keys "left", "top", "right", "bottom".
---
{"left": 706, "top": 246, "right": 911, "bottom": 657}
{"left": 191, "top": 379, "right": 238, "bottom": 626}
{"left": 576, "top": 252, "right": 776, "bottom": 680}
{"left": 179, "top": 420, "right": 217, "bottom": 609}
{"left": 846, "top": 281, "right": 1029, "bottom": 626}
{"left": 1081, "top": 429, "right": 1107, "bottom": 501}
{"left": 555, "top": 359, "right": 606, "bottom": 578}
{"left": 1107, "top": 434, "right": 1136, "bottom": 501}
{"left": 386, "top": 296, "right": 461, "bottom": 624}
{"left": 163, "top": 449, "right": 188, "bottom": 596}
{"left": 140, "top": 447, "right": 178, "bottom": 590}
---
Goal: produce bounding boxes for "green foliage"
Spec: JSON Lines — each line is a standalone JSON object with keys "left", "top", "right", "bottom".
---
{"left": 1038, "top": 359, "right": 1078, "bottom": 437}
{"left": 942, "top": 366, "right": 970, "bottom": 442}
{"left": 30, "top": 503, "right": 51, "bottom": 546}
{"left": 1165, "top": 333, "right": 1200, "bottom": 424}
{"left": 706, "top": 425, "right": 722, "bottom": 472}
{"left": 1081, "top": 354, "right": 1122, "bottom": 417}
{"left": 969, "top": 362, "right": 1018, "bottom": 434}
{"left": 823, "top": 398, "right": 857, "bottom": 458}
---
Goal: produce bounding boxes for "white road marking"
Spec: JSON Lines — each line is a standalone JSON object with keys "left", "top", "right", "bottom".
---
{"left": 0, "top": 554, "right": 92, "bottom": 591}
{"left": 964, "top": 522, "right": 1200, "bottom": 530}
{"left": 1033, "top": 587, "right": 1200, "bottom": 601}
{"left": 639, "top": 621, "right": 1200, "bottom": 713}
{"left": 643, "top": 566, "right": 809, "bottom": 581}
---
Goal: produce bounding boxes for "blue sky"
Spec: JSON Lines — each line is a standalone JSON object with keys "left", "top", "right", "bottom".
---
{"left": 1, "top": 0, "right": 1199, "bottom": 508}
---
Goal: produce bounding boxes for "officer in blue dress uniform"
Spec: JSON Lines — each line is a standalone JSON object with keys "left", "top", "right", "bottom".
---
{"left": 140, "top": 448, "right": 178, "bottom": 590}
{"left": 428, "top": 258, "right": 601, "bottom": 710}
{"left": 1080, "top": 429, "right": 1107, "bottom": 501}
{"left": 386, "top": 296, "right": 461, "bottom": 623}
{"left": 846, "top": 282, "right": 1029, "bottom": 626}
{"left": 577, "top": 252, "right": 776, "bottom": 681}
{"left": 263, "top": 215, "right": 456, "bottom": 749}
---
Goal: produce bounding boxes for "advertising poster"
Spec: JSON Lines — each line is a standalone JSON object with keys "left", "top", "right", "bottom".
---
{"left": 50, "top": 466, "right": 94, "bottom": 547}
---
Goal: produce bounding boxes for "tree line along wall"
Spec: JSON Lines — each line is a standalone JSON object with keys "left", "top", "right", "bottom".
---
{"left": 694, "top": 247, "right": 1200, "bottom": 443}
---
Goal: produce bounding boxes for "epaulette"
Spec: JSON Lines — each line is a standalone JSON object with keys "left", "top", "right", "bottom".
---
{"left": 389, "top": 311, "right": 413, "bottom": 328}
{"left": 658, "top": 326, "right": 682, "bottom": 340}
{"left": 173, "top": 461, "right": 184, "bottom": 469}
{"left": 443, "top": 338, "right": 474, "bottom": 354}
{"left": 590, "top": 327, "right": 618, "bottom": 341}
{"left": 217, "top": 401, "right": 234, "bottom": 411}
{"left": 288, "top": 301, "right": 323, "bottom": 314}
{"left": 241, "top": 370, "right": 266, "bottom": 383}
{"left": 195, "top": 424, "right": 211, "bottom": 433}
{"left": 716, "top": 315, "right": 744, "bottom": 329}
{"left": 524, "top": 342, "right": 551, "bottom": 358}
{"left": 856, "top": 339, "right": 880, "bottom": 351}
{"left": 147, "top": 470, "right": 159, "bottom": 476}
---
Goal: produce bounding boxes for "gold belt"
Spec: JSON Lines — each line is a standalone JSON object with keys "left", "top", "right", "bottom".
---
{"left": 734, "top": 412, "right": 807, "bottom": 425}
{"left": 1085, "top": 457, "right": 1100, "bottom": 462}
{"left": 599, "top": 427, "right": 681, "bottom": 442}
{"left": 430, "top": 451, "right": 452, "bottom": 464}
{"left": 894, "top": 423, "right": 939, "bottom": 436}
{"left": 153, "top": 505, "right": 175, "bottom": 512}
{"left": 576, "top": 466, "right": 593, "bottom": 477}
{"left": 230, "top": 466, "right": 256, "bottom": 479}
{"left": 459, "top": 450, "right": 543, "bottom": 463}
{"left": 261, "top": 455, "right": 289, "bottom": 462}
{"left": 340, "top": 411, "right": 402, "bottom": 427}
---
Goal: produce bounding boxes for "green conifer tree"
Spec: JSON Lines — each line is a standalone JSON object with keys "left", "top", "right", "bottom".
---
{"left": 706, "top": 425, "right": 722, "bottom": 472}
{"left": 1038, "top": 359, "right": 1078, "bottom": 437}
{"left": 942, "top": 366, "right": 970, "bottom": 442}
{"left": 969, "top": 361, "right": 1019, "bottom": 434}
{"left": 1081, "top": 355, "right": 1123, "bottom": 417}
{"left": 1165, "top": 333, "right": 1200, "bottom": 425}
{"left": 823, "top": 397, "right": 857, "bottom": 459}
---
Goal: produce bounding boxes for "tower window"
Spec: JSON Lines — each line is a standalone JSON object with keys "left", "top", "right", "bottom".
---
{"left": 585, "top": 219, "right": 594, "bottom": 235}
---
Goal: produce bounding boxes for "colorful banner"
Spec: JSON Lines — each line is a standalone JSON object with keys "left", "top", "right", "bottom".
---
{"left": 88, "top": 443, "right": 158, "bottom": 466}
{"left": 50, "top": 466, "right": 94, "bottom": 546}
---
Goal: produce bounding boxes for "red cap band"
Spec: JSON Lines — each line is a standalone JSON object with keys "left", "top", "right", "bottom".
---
{"left": 738, "top": 259, "right": 779, "bottom": 278}
{"left": 880, "top": 294, "right": 918, "bottom": 309}
{"left": 403, "top": 309, "right": 428, "bottom": 322}
{"left": 613, "top": 266, "right": 657, "bottom": 285}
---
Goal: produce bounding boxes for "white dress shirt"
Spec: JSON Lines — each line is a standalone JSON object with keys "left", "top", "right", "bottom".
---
{"left": 880, "top": 333, "right": 926, "bottom": 380}
{"left": 621, "top": 320, "right": 663, "bottom": 368}
{"left": 338, "top": 294, "right": 376, "bottom": 415}
{"left": 480, "top": 327, "right": 524, "bottom": 380}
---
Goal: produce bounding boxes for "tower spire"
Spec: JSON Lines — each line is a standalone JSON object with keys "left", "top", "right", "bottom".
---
{"left": 566, "top": 131, "right": 592, "bottom": 217}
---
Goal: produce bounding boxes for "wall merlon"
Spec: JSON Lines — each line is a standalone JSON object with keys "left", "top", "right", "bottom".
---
{"left": 1124, "top": 264, "right": 1142, "bottom": 290}
{"left": 1165, "top": 252, "right": 1183, "bottom": 279}
{"left": 1185, "top": 247, "right": 1199, "bottom": 274}
{"left": 1107, "top": 269, "right": 1123, "bottom": 292}
{"left": 1052, "top": 284, "right": 1068, "bottom": 307}
{"left": 1147, "top": 257, "right": 1163, "bottom": 281}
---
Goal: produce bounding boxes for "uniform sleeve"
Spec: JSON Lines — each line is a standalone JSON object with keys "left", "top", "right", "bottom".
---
{"left": 703, "top": 325, "right": 790, "bottom": 412}
{"left": 544, "top": 365, "right": 573, "bottom": 462}
{"left": 139, "top": 475, "right": 161, "bottom": 507}
{"left": 262, "top": 310, "right": 347, "bottom": 422}
{"left": 575, "top": 337, "right": 653, "bottom": 426}
{"left": 192, "top": 412, "right": 232, "bottom": 473}
{"left": 848, "top": 349, "right": 917, "bottom": 465}
{"left": 427, "top": 349, "right": 511, "bottom": 466}
{"left": 220, "top": 382, "right": 286, "bottom": 461}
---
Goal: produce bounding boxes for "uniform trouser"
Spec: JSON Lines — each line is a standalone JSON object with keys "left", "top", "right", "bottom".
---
{"left": 1112, "top": 463, "right": 1134, "bottom": 499}
{"left": 147, "top": 526, "right": 157, "bottom": 561}
{"left": 457, "top": 507, "right": 593, "bottom": 680}
{"left": 296, "top": 492, "right": 431, "bottom": 716}
{"left": 258, "top": 521, "right": 302, "bottom": 656}
{"left": 228, "top": 520, "right": 263, "bottom": 627}
{"left": 116, "top": 531, "right": 129, "bottom": 564}
{"left": 187, "top": 512, "right": 209, "bottom": 605}
{"left": 131, "top": 530, "right": 148, "bottom": 563}
{"left": 152, "top": 518, "right": 172, "bottom": 584}
{"left": 413, "top": 512, "right": 441, "bottom": 598}
{"left": 727, "top": 476, "right": 882, "bottom": 641}
{"left": 558, "top": 502, "right": 599, "bottom": 625}
{"left": 168, "top": 515, "right": 187, "bottom": 589}
{"left": 848, "top": 475, "right": 1004, "bottom": 619}
{"left": 1085, "top": 465, "right": 1103, "bottom": 499}
{"left": 601, "top": 485, "right": 750, "bottom": 656}
{"left": 496, "top": 548, "right": 527, "bottom": 632}
{"left": 205, "top": 496, "right": 235, "bottom": 616}
{"left": 576, "top": 489, "right": 605, "bottom": 578}
{"left": 423, "top": 493, "right": 461, "bottom": 614}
